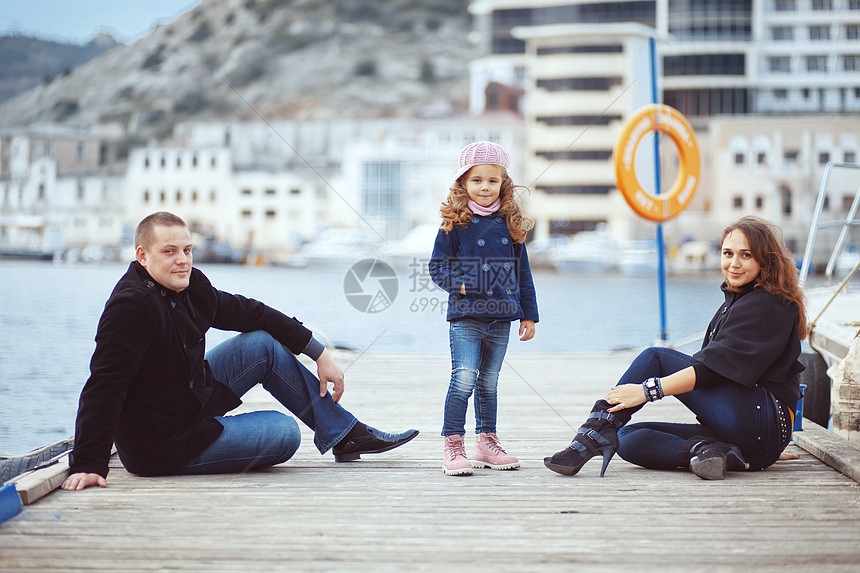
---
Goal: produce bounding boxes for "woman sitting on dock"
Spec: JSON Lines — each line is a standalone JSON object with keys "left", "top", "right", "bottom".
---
{"left": 545, "top": 216, "right": 806, "bottom": 480}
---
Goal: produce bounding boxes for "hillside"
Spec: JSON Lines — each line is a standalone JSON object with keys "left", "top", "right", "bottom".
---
{"left": 0, "top": 33, "right": 120, "bottom": 104}
{"left": 0, "top": 0, "right": 472, "bottom": 141}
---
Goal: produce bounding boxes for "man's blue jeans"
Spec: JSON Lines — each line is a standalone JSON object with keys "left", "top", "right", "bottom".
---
{"left": 442, "top": 317, "right": 511, "bottom": 436}
{"left": 614, "top": 347, "right": 790, "bottom": 472}
{"left": 175, "top": 331, "right": 357, "bottom": 475}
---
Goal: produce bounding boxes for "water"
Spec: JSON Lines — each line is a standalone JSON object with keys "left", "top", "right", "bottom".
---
{"left": 0, "top": 260, "right": 725, "bottom": 455}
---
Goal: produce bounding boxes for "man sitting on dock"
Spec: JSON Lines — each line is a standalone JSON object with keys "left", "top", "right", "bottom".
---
{"left": 62, "top": 211, "right": 418, "bottom": 490}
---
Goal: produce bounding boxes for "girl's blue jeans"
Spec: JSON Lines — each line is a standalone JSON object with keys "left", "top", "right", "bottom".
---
{"left": 442, "top": 317, "right": 511, "bottom": 436}
{"left": 174, "top": 331, "right": 357, "bottom": 475}
{"left": 615, "top": 347, "right": 791, "bottom": 472}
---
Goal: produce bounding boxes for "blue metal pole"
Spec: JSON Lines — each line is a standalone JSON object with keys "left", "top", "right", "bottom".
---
{"left": 650, "top": 36, "right": 668, "bottom": 342}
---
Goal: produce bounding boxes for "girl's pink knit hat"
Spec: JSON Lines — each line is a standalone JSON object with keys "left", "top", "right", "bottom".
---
{"left": 454, "top": 140, "right": 510, "bottom": 182}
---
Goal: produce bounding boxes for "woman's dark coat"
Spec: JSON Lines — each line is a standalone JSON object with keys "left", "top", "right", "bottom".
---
{"left": 694, "top": 282, "right": 803, "bottom": 407}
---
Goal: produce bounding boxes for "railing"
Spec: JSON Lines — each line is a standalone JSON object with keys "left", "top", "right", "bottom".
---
{"left": 799, "top": 161, "right": 860, "bottom": 286}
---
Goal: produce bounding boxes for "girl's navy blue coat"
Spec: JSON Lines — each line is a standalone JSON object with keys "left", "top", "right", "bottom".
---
{"left": 429, "top": 213, "right": 539, "bottom": 323}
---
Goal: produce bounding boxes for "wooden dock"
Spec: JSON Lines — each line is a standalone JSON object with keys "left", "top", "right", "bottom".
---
{"left": 3, "top": 353, "right": 860, "bottom": 572}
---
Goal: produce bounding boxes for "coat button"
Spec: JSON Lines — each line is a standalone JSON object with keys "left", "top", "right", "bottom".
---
{"left": 506, "top": 288, "right": 512, "bottom": 294}
{"left": 477, "top": 239, "right": 486, "bottom": 247}
{"left": 501, "top": 237, "right": 509, "bottom": 244}
{"left": 487, "top": 288, "right": 494, "bottom": 295}
{"left": 471, "top": 217, "right": 479, "bottom": 224}
{"left": 503, "top": 263, "right": 511, "bottom": 270}
{"left": 482, "top": 263, "right": 490, "bottom": 271}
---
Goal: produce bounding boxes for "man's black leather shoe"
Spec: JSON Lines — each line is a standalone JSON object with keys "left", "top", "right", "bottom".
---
{"left": 333, "top": 424, "right": 419, "bottom": 462}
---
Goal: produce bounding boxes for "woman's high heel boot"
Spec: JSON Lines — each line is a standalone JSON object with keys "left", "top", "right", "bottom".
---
{"left": 686, "top": 439, "right": 749, "bottom": 480}
{"left": 544, "top": 400, "right": 630, "bottom": 477}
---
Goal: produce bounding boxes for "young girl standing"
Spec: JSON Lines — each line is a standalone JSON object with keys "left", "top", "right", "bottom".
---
{"left": 429, "top": 140, "right": 539, "bottom": 476}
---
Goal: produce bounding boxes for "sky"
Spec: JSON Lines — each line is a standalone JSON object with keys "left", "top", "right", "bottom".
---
{"left": 0, "top": 0, "right": 202, "bottom": 44}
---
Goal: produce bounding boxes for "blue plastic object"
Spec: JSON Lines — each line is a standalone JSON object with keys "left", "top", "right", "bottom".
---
{"left": 0, "top": 483, "right": 23, "bottom": 524}
{"left": 795, "top": 383, "right": 807, "bottom": 432}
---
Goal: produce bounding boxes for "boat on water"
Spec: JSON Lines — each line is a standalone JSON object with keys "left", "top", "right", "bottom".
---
{"left": 378, "top": 224, "right": 437, "bottom": 270}
{"left": 526, "top": 236, "right": 571, "bottom": 270}
{"left": 549, "top": 233, "right": 721, "bottom": 277}
{"left": 283, "top": 228, "right": 381, "bottom": 268}
{"left": 548, "top": 228, "right": 619, "bottom": 274}
{"left": 671, "top": 240, "right": 720, "bottom": 275}
{"left": 0, "top": 249, "right": 56, "bottom": 261}
{"left": 798, "top": 162, "right": 860, "bottom": 443}
{"left": 835, "top": 244, "right": 860, "bottom": 276}
{"left": 617, "top": 239, "right": 661, "bottom": 276}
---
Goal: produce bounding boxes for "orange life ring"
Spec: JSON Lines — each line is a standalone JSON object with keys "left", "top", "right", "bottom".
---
{"left": 613, "top": 104, "right": 700, "bottom": 223}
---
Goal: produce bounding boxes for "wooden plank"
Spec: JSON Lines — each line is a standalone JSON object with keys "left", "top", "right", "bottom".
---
{"left": 1, "top": 354, "right": 859, "bottom": 572}
{"left": 793, "top": 418, "right": 860, "bottom": 482}
{"left": 9, "top": 446, "right": 116, "bottom": 505}
{"left": 810, "top": 328, "right": 851, "bottom": 361}
{"left": 10, "top": 451, "right": 70, "bottom": 505}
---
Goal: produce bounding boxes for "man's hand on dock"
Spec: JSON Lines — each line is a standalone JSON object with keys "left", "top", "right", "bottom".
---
{"left": 316, "top": 349, "right": 345, "bottom": 403}
{"left": 61, "top": 472, "right": 107, "bottom": 491}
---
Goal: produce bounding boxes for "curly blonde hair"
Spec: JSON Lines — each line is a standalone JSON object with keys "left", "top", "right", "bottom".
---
{"left": 439, "top": 170, "right": 534, "bottom": 243}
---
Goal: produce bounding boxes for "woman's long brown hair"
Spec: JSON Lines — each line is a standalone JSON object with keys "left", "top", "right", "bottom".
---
{"left": 721, "top": 216, "right": 808, "bottom": 338}
{"left": 439, "top": 170, "right": 534, "bottom": 243}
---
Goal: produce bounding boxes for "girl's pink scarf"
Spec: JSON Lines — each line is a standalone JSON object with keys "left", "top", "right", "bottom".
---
{"left": 468, "top": 198, "right": 501, "bottom": 216}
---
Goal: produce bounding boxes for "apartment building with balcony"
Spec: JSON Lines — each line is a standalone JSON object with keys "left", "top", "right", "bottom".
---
{"left": 468, "top": 0, "right": 860, "bottom": 245}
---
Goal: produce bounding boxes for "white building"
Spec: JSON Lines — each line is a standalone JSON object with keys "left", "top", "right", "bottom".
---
{"left": 513, "top": 23, "right": 663, "bottom": 242}
{"left": 471, "top": 0, "right": 860, "bottom": 117}
{"left": 706, "top": 115, "right": 860, "bottom": 261}
{"left": 751, "top": 0, "right": 860, "bottom": 114}
{"left": 467, "top": 0, "right": 860, "bottom": 246}
{"left": 125, "top": 146, "right": 237, "bottom": 249}
{"left": 0, "top": 127, "right": 124, "bottom": 256}
{"left": 341, "top": 116, "right": 523, "bottom": 241}
{"left": 152, "top": 116, "right": 523, "bottom": 255}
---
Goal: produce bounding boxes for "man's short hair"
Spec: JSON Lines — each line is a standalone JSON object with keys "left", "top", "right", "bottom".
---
{"left": 135, "top": 212, "right": 187, "bottom": 249}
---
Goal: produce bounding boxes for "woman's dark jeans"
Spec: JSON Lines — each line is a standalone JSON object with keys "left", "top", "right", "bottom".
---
{"left": 614, "top": 347, "right": 791, "bottom": 472}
